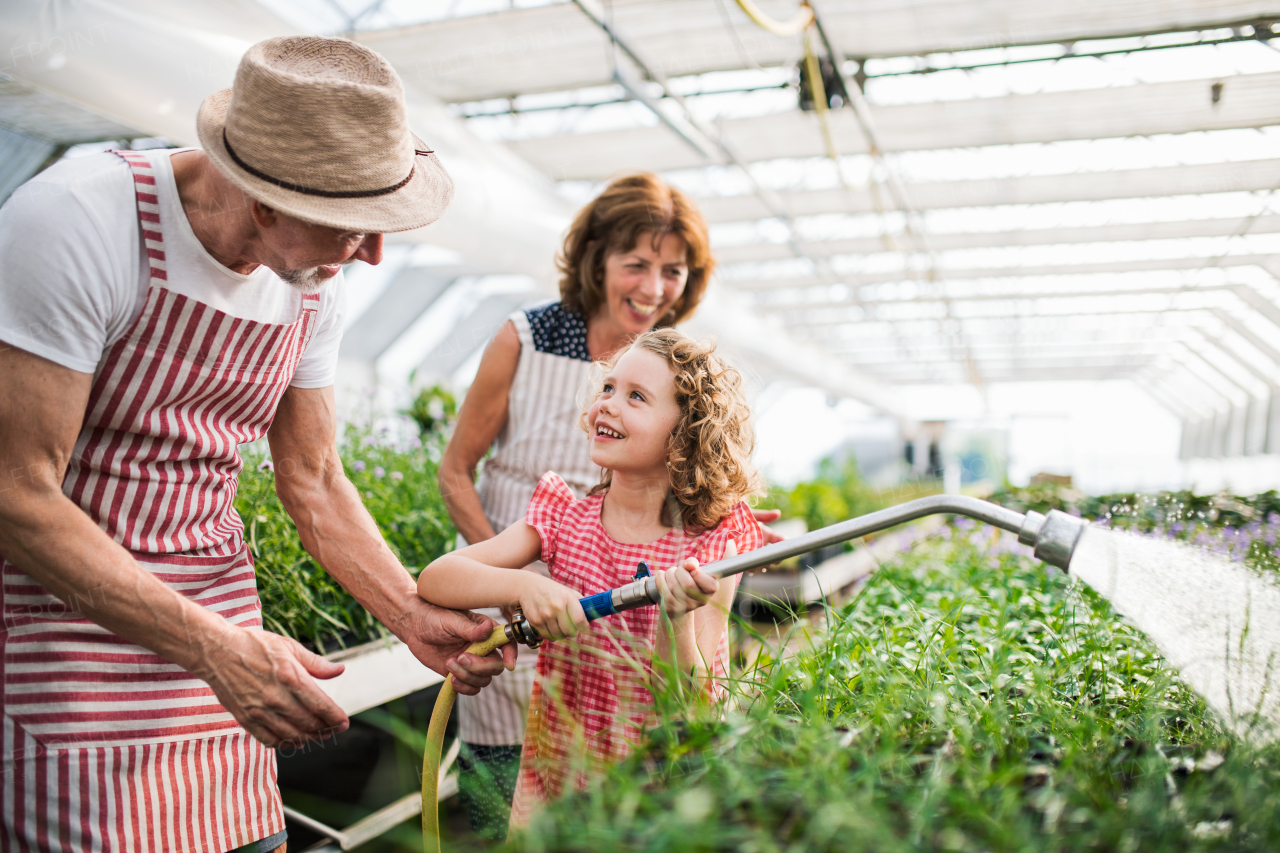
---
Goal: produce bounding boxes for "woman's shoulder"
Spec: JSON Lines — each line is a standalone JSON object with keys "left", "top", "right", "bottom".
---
{"left": 524, "top": 301, "right": 590, "bottom": 362}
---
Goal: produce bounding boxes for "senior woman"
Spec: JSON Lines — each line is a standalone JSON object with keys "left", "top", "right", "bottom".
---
{"left": 439, "top": 173, "right": 718, "bottom": 835}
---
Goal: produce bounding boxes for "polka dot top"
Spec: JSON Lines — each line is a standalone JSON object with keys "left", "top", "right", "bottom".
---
{"left": 525, "top": 301, "right": 591, "bottom": 362}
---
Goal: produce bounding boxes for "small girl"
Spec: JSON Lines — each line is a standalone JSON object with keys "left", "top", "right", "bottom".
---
{"left": 416, "top": 328, "right": 764, "bottom": 824}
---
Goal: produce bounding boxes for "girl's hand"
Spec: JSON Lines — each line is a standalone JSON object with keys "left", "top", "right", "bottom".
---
{"left": 520, "top": 575, "right": 589, "bottom": 641}
{"left": 654, "top": 558, "right": 719, "bottom": 617}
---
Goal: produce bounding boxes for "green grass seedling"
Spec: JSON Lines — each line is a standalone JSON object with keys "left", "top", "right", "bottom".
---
{"left": 510, "top": 524, "right": 1280, "bottom": 853}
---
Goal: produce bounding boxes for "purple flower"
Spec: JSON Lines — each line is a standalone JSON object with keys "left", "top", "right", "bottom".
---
{"left": 374, "top": 466, "right": 386, "bottom": 478}
{"left": 352, "top": 460, "right": 366, "bottom": 472}
{"left": 390, "top": 471, "right": 404, "bottom": 481}
{"left": 258, "top": 460, "right": 274, "bottom": 472}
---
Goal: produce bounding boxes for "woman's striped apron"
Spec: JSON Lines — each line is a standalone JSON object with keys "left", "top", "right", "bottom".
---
{"left": 458, "top": 306, "right": 599, "bottom": 746}
{"left": 0, "top": 149, "right": 319, "bottom": 851}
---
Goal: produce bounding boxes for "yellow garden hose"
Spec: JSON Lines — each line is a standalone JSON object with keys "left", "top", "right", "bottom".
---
{"left": 802, "top": 29, "right": 843, "bottom": 167}
{"left": 734, "top": 0, "right": 897, "bottom": 249}
{"left": 422, "top": 623, "right": 511, "bottom": 853}
{"left": 732, "top": 0, "right": 813, "bottom": 37}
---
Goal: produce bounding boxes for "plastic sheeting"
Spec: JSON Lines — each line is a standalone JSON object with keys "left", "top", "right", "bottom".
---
{"left": 0, "top": 125, "right": 53, "bottom": 203}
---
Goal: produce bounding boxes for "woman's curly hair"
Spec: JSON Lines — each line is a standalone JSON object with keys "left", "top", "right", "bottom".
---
{"left": 583, "top": 329, "right": 761, "bottom": 532}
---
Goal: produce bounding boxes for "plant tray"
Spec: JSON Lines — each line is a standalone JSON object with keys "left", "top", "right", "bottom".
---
{"left": 317, "top": 637, "right": 445, "bottom": 716}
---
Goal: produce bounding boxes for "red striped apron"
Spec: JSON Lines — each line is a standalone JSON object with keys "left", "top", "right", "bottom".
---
{"left": 0, "top": 149, "right": 320, "bottom": 851}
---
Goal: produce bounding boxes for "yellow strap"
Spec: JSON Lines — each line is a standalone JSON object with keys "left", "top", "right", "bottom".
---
{"left": 732, "top": 0, "right": 814, "bottom": 37}
{"left": 802, "top": 30, "right": 843, "bottom": 167}
{"left": 422, "top": 623, "right": 511, "bottom": 853}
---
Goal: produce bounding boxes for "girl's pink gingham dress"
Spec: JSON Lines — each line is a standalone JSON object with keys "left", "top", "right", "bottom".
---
{"left": 509, "top": 472, "right": 764, "bottom": 825}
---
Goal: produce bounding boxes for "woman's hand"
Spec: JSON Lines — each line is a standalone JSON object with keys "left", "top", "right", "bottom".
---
{"left": 751, "top": 508, "right": 785, "bottom": 544}
{"left": 519, "top": 575, "right": 590, "bottom": 641}
{"left": 654, "top": 558, "right": 719, "bottom": 617}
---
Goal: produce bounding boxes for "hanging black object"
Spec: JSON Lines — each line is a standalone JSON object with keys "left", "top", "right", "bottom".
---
{"left": 797, "top": 54, "right": 844, "bottom": 111}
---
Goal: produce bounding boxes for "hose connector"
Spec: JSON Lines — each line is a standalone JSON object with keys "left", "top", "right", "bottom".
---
{"left": 503, "top": 609, "right": 543, "bottom": 648}
{"left": 1017, "top": 510, "right": 1046, "bottom": 546}
{"left": 1032, "top": 509, "right": 1087, "bottom": 571}
{"left": 611, "top": 577, "right": 660, "bottom": 612}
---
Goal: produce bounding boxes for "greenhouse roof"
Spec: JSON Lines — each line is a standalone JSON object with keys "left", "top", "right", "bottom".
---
{"left": 343, "top": 0, "right": 1280, "bottom": 418}
{"left": 1, "top": 0, "right": 1278, "bottom": 427}
{"left": 358, "top": 0, "right": 1280, "bottom": 102}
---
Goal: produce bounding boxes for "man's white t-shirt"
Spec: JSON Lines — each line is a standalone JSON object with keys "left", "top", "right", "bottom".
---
{"left": 0, "top": 148, "right": 345, "bottom": 386}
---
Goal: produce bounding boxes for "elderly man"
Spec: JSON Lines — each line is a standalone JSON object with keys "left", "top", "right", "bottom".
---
{"left": 0, "top": 36, "right": 512, "bottom": 852}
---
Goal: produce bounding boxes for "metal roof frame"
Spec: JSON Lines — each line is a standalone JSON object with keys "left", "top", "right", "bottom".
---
{"left": 505, "top": 72, "right": 1280, "bottom": 179}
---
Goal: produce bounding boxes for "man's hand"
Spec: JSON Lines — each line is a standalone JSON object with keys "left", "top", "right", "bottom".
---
{"left": 394, "top": 597, "right": 517, "bottom": 695}
{"left": 198, "top": 628, "right": 350, "bottom": 749}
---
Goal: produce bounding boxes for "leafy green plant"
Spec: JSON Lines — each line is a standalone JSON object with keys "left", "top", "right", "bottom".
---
{"left": 762, "top": 454, "right": 943, "bottom": 537}
{"left": 760, "top": 455, "right": 877, "bottom": 534}
{"left": 993, "top": 485, "right": 1280, "bottom": 576}
{"left": 509, "top": 520, "right": 1280, "bottom": 852}
{"left": 235, "top": 423, "right": 457, "bottom": 652}
{"left": 406, "top": 384, "right": 458, "bottom": 439}
{"left": 992, "top": 485, "right": 1280, "bottom": 531}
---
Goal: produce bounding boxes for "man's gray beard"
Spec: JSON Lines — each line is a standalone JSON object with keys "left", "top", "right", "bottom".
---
{"left": 275, "top": 267, "right": 328, "bottom": 294}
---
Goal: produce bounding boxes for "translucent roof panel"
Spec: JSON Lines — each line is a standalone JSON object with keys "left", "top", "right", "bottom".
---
{"left": 355, "top": 0, "right": 1280, "bottom": 102}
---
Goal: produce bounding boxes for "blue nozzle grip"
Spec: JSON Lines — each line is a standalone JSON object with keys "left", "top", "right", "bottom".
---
{"left": 579, "top": 590, "right": 617, "bottom": 621}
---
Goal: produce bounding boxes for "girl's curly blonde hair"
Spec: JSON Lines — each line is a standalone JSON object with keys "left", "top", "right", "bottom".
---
{"left": 583, "top": 328, "right": 761, "bottom": 532}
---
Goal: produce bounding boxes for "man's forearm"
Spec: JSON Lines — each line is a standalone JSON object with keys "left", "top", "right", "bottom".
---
{"left": 0, "top": 491, "right": 234, "bottom": 673}
{"left": 265, "top": 386, "right": 515, "bottom": 688}
{"left": 279, "top": 465, "right": 419, "bottom": 636}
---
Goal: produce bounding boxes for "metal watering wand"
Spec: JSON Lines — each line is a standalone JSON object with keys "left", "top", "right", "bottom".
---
{"left": 420, "top": 495, "right": 1087, "bottom": 851}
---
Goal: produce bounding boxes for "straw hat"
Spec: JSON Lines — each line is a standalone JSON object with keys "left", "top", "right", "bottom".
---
{"left": 197, "top": 36, "right": 452, "bottom": 233}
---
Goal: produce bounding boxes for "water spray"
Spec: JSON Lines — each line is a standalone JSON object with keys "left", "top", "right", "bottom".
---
{"left": 422, "top": 496, "right": 1279, "bottom": 851}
